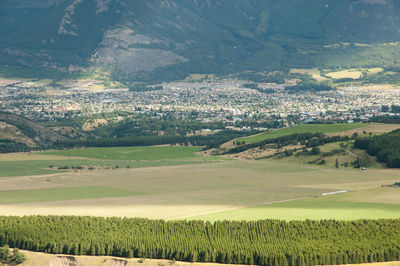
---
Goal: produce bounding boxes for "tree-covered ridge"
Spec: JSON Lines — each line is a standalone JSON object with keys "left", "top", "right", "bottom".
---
{"left": 227, "top": 132, "right": 354, "bottom": 154}
{"left": 1, "top": 216, "right": 400, "bottom": 266}
{"left": 355, "top": 129, "right": 400, "bottom": 168}
{"left": 0, "top": 111, "right": 256, "bottom": 153}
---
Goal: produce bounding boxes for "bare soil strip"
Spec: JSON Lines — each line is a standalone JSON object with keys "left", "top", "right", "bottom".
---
{"left": 18, "top": 250, "right": 400, "bottom": 266}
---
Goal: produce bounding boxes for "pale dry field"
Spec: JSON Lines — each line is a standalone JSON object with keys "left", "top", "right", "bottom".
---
{"left": 82, "top": 118, "right": 109, "bottom": 131}
{"left": 290, "top": 68, "right": 329, "bottom": 81}
{"left": 328, "top": 187, "right": 400, "bottom": 205}
{"left": 326, "top": 124, "right": 400, "bottom": 137}
{"left": 325, "top": 69, "right": 363, "bottom": 79}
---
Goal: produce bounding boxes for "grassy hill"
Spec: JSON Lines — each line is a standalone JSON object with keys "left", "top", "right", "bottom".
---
{"left": 222, "top": 124, "right": 400, "bottom": 169}
{"left": 238, "top": 124, "right": 368, "bottom": 144}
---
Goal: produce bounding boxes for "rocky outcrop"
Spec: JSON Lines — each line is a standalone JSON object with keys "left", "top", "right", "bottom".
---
{"left": 92, "top": 27, "right": 187, "bottom": 73}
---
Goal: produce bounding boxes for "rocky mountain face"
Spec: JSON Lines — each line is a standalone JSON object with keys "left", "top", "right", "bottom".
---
{"left": 1, "top": 0, "right": 400, "bottom": 81}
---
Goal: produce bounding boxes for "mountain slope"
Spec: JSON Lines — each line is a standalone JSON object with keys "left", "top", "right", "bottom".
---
{"left": 2, "top": 0, "right": 400, "bottom": 81}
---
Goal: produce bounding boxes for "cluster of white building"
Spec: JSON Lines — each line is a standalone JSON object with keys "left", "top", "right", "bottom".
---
{"left": 1, "top": 78, "right": 399, "bottom": 126}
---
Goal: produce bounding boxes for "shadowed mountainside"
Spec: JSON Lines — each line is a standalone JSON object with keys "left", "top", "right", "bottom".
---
{"left": 2, "top": 0, "right": 400, "bottom": 81}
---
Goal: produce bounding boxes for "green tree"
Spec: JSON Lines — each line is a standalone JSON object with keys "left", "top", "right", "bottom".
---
{"left": 13, "top": 248, "right": 27, "bottom": 264}
{"left": 310, "top": 147, "right": 321, "bottom": 155}
{"left": 0, "top": 245, "right": 11, "bottom": 263}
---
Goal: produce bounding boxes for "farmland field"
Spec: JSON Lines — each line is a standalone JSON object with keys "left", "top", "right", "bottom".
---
{"left": 237, "top": 123, "right": 369, "bottom": 144}
{"left": 0, "top": 146, "right": 216, "bottom": 178}
{"left": 0, "top": 157, "right": 211, "bottom": 178}
{"left": 41, "top": 146, "right": 203, "bottom": 160}
{"left": 325, "top": 69, "right": 363, "bottom": 79}
{"left": 0, "top": 186, "right": 141, "bottom": 204}
{"left": 192, "top": 195, "right": 400, "bottom": 221}
{"left": 0, "top": 145, "right": 399, "bottom": 220}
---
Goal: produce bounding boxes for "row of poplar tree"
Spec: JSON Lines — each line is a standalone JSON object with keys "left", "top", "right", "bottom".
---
{"left": 0, "top": 216, "right": 400, "bottom": 266}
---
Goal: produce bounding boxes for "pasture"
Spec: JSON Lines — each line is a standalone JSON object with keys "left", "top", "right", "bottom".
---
{"left": 0, "top": 147, "right": 399, "bottom": 220}
{"left": 41, "top": 146, "right": 203, "bottom": 160}
{"left": 0, "top": 186, "right": 141, "bottom": 204}
{"left": 192, "top": 195, "right": 400, "bottom": 221}
{"left": 325, "top": 69, "right": 363, "bottom": 79}
{"left": 0, "top": 157, "right": 210, "bottom": 178}
{"left": 289, "top": 68, "right": 329, "bottom": 81}
{"left": 0, "top": 146, "right": 212, "bottom": 178}
{"left": 238, "top": 123, "right": 368, "bottom": 144}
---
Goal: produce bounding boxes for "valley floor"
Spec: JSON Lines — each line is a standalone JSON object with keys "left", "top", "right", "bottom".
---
{"left": 0, "top": 147, "right": 399, "bottom": 221}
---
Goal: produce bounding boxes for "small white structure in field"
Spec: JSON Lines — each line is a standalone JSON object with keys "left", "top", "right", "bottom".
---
{"left": 321, "top": 190, "right": 348, "bottom": 196}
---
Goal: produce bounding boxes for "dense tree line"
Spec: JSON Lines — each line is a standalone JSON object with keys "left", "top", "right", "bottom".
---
{"left": 238, "top": 72, "right": 286, "bottom": 84}
{"left": 390, "top": 105, "right": 400, "bottom": 113}
{"left": 243, "top": 84, "right": 276, "bottom": 94}
{"left": 105, "top": 115, "right": 214, "bottom": 138}
{"left": 0, "top": 110, "right": 255, "bottom": 152}
{"left": 0, "top": 117, "right": 37, "bottom": 139}
{"left": 52, "top": 130, "right": 252, "bottom": 150}
{"left": 0, "top": 216, "right": 400, "bottom": 265}
{"left": 381, "top": 105, "right": 400, "bottom": 113}
{"left": 370, "top": 115, "right": 400, "bottom": 124}
{"left": 354, "top": 129, "right": 400, "bottom": 168}
{"left": 227, "top": 133, "right": 352, "bottom": 154}
{"left": 129, "top": 85, "right": 163, "bottom": 92}
{"left": 0, "top": 140, "right": 32, "bottom": 153}
{"left": 285, "top": 83, "right": 333, "bottom": 93}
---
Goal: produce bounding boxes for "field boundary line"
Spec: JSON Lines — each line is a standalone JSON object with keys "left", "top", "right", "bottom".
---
{"left": 172, "top": 197, "right": 309, "bottom": 220}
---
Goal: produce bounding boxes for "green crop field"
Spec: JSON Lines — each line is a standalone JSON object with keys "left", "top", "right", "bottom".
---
{"left": 0, "top": 146, "right": 212, "bottom": 178}
{"left": 238, "top": 123, "right": 368, "bottom": 144}
{"left": 41, "top": 146, "right": 203, "bottom": 160}
{"left": 191, "top": 197, "right": 400, "bottom": 222}
{"left": 0, "top": 158, "right": 210, "bottom": 178}
{"left": 0, "top": 160, "right": 64, "bottom": 177}
{"left": 0, "top": 186, "right": 141, "bottom": 204}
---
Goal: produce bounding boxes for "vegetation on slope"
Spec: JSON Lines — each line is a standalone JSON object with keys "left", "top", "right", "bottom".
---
{"left": 4, "top": 1, "right": 400, "bottom": 81}
{"left": 355, "top": 129, "right": 400, "bottom": 168}
{"left": 0, "top": 111, "right": 255, "bottom": 153}
{"left": 237, "top": 123, "right": 367, "bottom": 144}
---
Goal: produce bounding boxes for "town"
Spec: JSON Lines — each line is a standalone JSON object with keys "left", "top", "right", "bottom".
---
{"left": 1, "top": 77, "right": 400, "bottom": 130}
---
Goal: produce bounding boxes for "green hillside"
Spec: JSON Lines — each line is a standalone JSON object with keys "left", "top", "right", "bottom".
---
{"left": 239, "top": 123, "right": 367, "bottom": 144}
